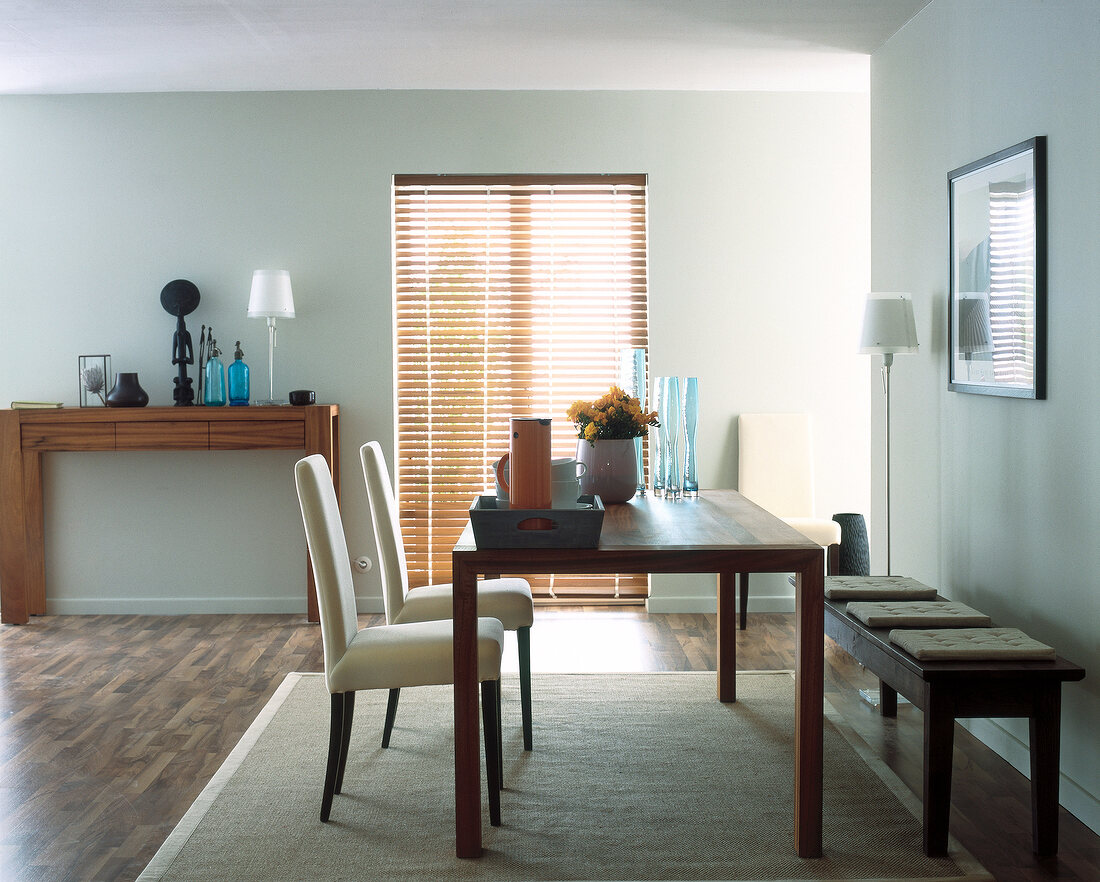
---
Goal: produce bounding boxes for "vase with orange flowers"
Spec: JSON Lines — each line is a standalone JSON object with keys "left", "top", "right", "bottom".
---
{"left": 567, "top": 385, "right": 659, "bottom": 504}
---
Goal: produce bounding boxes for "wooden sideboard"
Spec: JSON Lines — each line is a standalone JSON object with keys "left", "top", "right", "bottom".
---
{"left": 0, "top": 405, "right": 339, "bottom": 625}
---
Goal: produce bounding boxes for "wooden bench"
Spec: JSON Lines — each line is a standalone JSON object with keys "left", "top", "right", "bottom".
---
{"left": 824, "top": 594, "right": 1085, "bottom": 857}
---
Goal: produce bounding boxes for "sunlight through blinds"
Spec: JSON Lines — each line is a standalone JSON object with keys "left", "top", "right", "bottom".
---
{"left": 393, "top": 174, "right": 649, "bottom": 600}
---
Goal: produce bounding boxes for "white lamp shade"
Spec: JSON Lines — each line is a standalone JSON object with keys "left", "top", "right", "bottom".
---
{"left": 859, "top": 292, "right": 918, "bottom": 354}
{"left": 247, "top": 270, "right": 296, "bottom": 319}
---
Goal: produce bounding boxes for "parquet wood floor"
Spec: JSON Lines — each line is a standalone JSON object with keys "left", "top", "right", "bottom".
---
{"left": 0, "top": 609, "right": 1095, "bottom": 881}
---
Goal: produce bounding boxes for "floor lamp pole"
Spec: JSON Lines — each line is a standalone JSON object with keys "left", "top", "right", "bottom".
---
{"left": 881, "top": 352, "right": 894, "bottom": 576}
{"left": 266, "top": 316, "right": 277, "bottom": 403}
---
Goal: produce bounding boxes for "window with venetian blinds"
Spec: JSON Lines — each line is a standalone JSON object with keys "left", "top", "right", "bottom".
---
{"left": 392, "top": 174, "right": 650, "bottom": 601}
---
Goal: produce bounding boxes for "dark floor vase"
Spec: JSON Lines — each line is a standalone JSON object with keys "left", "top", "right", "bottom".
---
{"left": 106, "top": 372, "right": 149, "bottom": 407}
{"left": 832, "top": 512, "right": 870, "bottom": 576}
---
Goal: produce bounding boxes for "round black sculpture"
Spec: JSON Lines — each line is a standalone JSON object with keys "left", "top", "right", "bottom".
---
{"left": 160, "top": 279, "right": 201, "bottom": 406}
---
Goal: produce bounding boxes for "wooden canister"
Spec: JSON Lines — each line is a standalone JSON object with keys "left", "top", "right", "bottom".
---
{"left": 496, "top": 417, "right": 552, "bottom": 511}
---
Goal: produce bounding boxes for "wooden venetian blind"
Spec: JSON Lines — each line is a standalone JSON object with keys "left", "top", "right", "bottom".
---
{"left": 988, "top": 182, "right": 1036, "bottom": 387}
{"left": 393, "top": 173, "right": 649, "bottom": 601}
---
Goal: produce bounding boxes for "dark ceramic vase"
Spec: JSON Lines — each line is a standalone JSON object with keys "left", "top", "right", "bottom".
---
{"left": 106, "top": 372, "right": 150, "bottom": 407}
{"left": 832, "top": 512, "right": 870, "bottom": 576}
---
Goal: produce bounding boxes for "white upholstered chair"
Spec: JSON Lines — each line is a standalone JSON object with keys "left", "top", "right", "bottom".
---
{"left": 737, "top": 413, "right": 841, "bottom": 629}
{"left": 294, "top": 453, "right": 505, "bottom": 825}
{"left": 359, "top": 441, "right": 536, "bottom": 750}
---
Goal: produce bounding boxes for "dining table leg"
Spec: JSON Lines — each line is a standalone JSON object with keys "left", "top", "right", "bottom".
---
{"left": 793, "top": 551, "right": 824, "bottom": 858}
{"left": 451, "top": 557, "right": 482, "bottom": 858}
{"left": 716, "top": 570, "right": 737, "bottom": 702}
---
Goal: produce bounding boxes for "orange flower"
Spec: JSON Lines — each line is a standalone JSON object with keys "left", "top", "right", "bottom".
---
{"left": 567, "top": 384, "right": 659, "bottom": 444}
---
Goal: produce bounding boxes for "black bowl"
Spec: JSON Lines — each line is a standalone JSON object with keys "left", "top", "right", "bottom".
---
{"left": 289, "top": 389, "right": 315, "bottom": 406}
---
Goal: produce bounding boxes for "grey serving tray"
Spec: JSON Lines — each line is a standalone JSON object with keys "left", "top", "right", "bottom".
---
{"left": 469, "top": 495, "right": 605, "bottom": 548}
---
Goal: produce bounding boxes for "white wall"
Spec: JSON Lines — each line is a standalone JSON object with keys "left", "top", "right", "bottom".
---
{"left": 0, "top": 89, "right": 869, "bottom": 616}
{"left": 871, "top": 0, "right": 1099, "bottom": 832}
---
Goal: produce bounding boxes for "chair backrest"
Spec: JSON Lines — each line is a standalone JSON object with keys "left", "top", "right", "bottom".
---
{"left": 294, "top": 454, "right": 360, "bottom": 686}
{"left": 737, "top": 413, "right": 816, "bottom": 518}
{"left": 359, "top": 441, "right": 409, "bottom": 624}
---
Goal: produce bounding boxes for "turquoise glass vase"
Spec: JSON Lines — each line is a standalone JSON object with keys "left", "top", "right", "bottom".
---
{"left": 651, "top": 376, "right": 667, "bottom": 496}
{"left": 662, "top": 376, "right": 681, "bottom": 498}
{"left": 619, "top": 347, "right": 647, "bottom": 495}
{"left": 682, "top": 377, "right": 699, "bottom": 497}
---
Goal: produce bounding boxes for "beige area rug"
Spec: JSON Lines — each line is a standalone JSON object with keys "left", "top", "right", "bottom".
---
{"left": 139, "top": 672, "right": 991, "bottom": 882}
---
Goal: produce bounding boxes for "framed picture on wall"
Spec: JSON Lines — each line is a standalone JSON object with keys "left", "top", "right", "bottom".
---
{"left": 948, "top": 136, "right": 1046, "bottom": 399}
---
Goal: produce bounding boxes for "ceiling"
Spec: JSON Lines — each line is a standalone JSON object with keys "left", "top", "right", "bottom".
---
{"left": 0, "top": 1, "right": 930, "bottom": 95}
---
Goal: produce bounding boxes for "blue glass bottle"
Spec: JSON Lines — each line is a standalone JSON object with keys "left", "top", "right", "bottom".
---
{"left": 203, "top": 340, "right": 226, "bottom": 406}
{"left": 227, "top": 340, "right": 250, "bottom": 406}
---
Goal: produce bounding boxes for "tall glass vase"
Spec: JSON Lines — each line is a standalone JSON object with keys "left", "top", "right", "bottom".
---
{"left": 662, "top": 376, "right": 681, "bottom": 499}
{"left": 651, "top": 377, "right": 667, "bottom": 496}
{"left": 619, "top": 347, "right": 647, "bottom": 495}
{"left": 682, "top": 377, "right": 699, "bottom": 497}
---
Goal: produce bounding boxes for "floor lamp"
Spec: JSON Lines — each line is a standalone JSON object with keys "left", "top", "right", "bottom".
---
{"left": 859, "top": 293, "right": 918, "bottom": 575}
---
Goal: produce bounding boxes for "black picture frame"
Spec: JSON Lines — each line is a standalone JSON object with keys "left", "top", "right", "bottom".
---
{"left": 948, "top": 136, "right": 1046, "bottom": 399}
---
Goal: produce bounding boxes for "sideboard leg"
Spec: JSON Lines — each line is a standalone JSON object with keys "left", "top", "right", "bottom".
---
{"left": 0, "top": 413, "right": 30, "bottom": 624}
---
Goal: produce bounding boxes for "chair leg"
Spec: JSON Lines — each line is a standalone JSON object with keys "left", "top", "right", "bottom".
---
{"left": 481, "top": 679, "right": 502, "bottom": 827}
{"left": 496, "top": 674, "right": 504, "bottom": 785}
{"left": 739, "top": 572, "right": 749, "bottom": 631}
{"left": 381, "top": 687, "right": 400, "bottom": 748}
{"left": 517, "top": 625, "right": 533, "bottom": 750}
{"left": 334, "top": 691, "right": 355, "bottom": 794}
{"left": 321, "top": 692, "right": 345, "bottom": 822}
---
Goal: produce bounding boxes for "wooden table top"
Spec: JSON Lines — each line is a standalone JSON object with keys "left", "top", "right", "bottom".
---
{"left": 456, "top": 489, "right": 820, "bottom": 554}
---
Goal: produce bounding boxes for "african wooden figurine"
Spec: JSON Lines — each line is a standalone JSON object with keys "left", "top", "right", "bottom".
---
{"left": 160, "top": 279, "right": 201, "bottom": 406}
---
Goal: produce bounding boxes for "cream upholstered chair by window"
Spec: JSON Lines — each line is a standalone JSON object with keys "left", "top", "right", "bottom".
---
{"left": 294, "top": 454, "right": 505, "bottom": 825}
{"left": 737, "top": 413, "right": 841, "bottom": 630}
{"left": 360, "top": 441, "right": 536, "bottom": 750}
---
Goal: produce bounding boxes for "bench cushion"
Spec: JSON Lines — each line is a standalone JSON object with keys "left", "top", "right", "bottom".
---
{"left": 824, "top": 575, "right": 938, "bottom": 600}
{"left": 889, "top": 627, "right": 1056, "bottom": 660}
{"left": 846, "top": 600, "right": 992, "bottom": 628}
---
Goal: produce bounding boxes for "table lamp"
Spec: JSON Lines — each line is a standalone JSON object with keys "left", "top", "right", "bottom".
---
{"left": 247, "top": 269, "right": 295, "bottom": 405}
{"left": 859, "top": 292, "right": 918, "bottom": 575}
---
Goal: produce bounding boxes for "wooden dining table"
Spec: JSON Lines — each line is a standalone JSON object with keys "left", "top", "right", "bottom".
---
{"left": 450, "top": 489, "right": 825, "bottom": 859}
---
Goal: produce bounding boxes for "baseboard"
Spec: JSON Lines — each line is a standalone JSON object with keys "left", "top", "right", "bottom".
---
{"left": 44, "top": 596, "right": 386, "bottom": 615}
{"left": 644, "top": 594, "right": 795, "bottom": 615}
{"left": 961, "top": 718, "right": 1099, "bottom": 834}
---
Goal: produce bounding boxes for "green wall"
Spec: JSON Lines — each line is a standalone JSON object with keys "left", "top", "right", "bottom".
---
{"left": 0, "top": 89, "right": 870, "bottom": 615}
{"left": 871, "top": 0, "right": 1099, "bottom": 832}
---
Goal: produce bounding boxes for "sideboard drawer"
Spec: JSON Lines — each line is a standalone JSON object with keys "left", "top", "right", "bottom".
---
{"left": 210, "top": 420, "right": 304, "bottom": 449}
{"left": 21, "top": 423, "right": 115, "bottom": 450}
{"left": 116, "top": 422, "right": 209, "bottom": 449}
